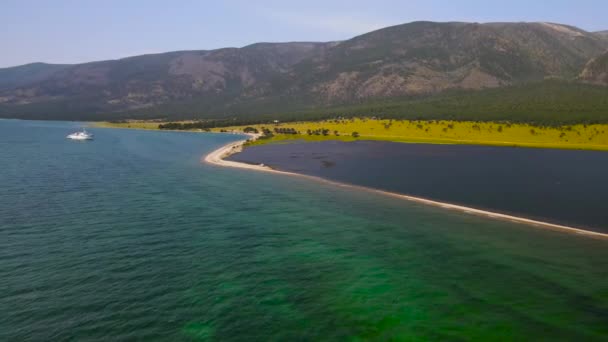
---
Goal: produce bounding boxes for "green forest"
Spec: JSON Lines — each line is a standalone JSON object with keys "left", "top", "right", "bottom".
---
{"left": 2, "top": 80, "right": 607, "bottom": 126}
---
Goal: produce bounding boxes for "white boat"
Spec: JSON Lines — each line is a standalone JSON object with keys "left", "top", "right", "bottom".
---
{"left": 67, "top": 129, "right": 94, "bottom": 140}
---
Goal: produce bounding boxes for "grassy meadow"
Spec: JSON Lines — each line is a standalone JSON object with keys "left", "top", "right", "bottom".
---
{"left": 97, "top": 119, "right": 608, "bottom": 151}
{"left": 95, "top": 121, "right": 168, "bottom": 130}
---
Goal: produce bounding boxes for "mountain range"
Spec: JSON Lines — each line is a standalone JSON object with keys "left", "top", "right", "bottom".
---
{"left": 0, "top": 21, "right": 607, "bottom": 121}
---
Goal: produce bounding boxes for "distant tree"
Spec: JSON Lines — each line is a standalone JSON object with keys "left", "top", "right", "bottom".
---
{"left": 334, "top": 130, "right": 340, "bottom": 136}
{"left": 273, "top": 127, "right": 297, "bottom": 134}
{"left": 497, "top": 126, "right": 503, "bottom": 133}
{"left": 243, "top": 126, "right": 259, "bottom": 134}
{"left": 352, "top": 131, "right": 360, "bottom": 138}
{"left": 259, "top": 128, "right": 274, "bottom": 139}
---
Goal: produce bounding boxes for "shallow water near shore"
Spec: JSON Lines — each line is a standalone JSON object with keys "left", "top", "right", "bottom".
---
{"left": 2, "top": 120, "right": 608, "bottom": 340}
{"left": 230, "top": 140, "right": 608, "bottom": 232}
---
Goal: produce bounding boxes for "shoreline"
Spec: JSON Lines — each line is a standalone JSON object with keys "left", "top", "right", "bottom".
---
{"left": 204, "top": 136, "right": 608, "bottom": 240}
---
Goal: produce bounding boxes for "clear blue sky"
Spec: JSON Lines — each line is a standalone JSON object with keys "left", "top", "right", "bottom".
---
{"left": 2, "top": 0, "right": 607, "bottom": 67}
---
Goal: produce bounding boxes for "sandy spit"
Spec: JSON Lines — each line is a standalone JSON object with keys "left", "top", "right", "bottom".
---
{"left": 204, "top": 136, "right": 608, "bottom": 240}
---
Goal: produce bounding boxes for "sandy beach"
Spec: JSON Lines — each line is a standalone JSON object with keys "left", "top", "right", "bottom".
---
{"left": 202, "top": 134, "right": 272, "bottom": 171}
{"left": 204, "top": 136, "right": 608, "bottom": 239}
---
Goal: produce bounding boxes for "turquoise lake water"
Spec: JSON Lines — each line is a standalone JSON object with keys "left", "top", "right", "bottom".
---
{"left": 1, "top": 120, "right": 608, "bottom": 341}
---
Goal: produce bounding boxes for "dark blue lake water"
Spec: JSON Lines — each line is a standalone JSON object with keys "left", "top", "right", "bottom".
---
{"left": 230, "top": 140, "right": 608, "bottom": 232}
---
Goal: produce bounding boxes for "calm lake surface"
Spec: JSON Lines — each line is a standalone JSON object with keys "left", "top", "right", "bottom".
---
{"left": 230, "top": 140, "right": 608, "bottom": 232}
{"left": 2, "top": 120, "right": 608, "bottom": 340}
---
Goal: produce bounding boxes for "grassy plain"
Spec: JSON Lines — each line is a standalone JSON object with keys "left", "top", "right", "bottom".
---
{"left": 217, "top": 119, "right": 608, "bottom": 151}
{"left": 95, "top": 121, "right": 169, "bottom": 130}
{"left": 97, "top": 119, "right": 608, "bottom": 151}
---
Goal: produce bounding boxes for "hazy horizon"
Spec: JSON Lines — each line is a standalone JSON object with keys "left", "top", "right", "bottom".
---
{"left": 2, "top": 0, "right": 607, "bottom": 68}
